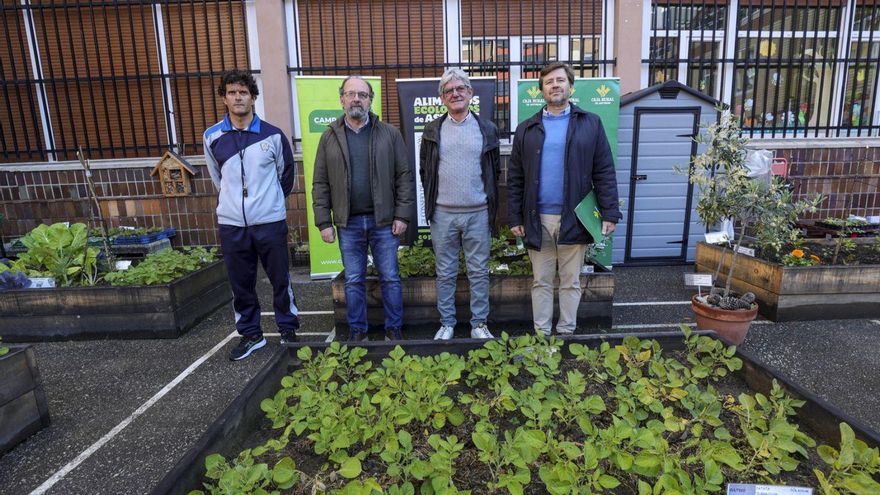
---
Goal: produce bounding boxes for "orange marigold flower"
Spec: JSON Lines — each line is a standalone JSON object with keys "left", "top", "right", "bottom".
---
{"left": 810, "top": 254, "right": 820, "bottom": 263}
{"left": 791, "top": 249, "right": 805, "bottom": 258}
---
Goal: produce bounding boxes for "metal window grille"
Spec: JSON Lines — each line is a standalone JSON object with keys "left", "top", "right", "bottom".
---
{"left": 646, "top": 0, "right": 880, "bottom": 138}
{"left": 286, "top": 0, "right": 615, "bottom": 140}
{"left": 0, "top": 0, "right": 251, "bottom": 163}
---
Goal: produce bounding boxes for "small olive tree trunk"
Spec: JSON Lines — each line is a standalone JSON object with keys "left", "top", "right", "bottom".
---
{"left": 724, "top": 224, "right": 748, "bottom": 298}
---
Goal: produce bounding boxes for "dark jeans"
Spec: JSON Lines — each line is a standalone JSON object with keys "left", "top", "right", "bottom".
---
{"left": 337, "top": 215, "right": 402, "bottom": 332}
{"left": 219, "top": 220, "right": 300, "bottom": 338}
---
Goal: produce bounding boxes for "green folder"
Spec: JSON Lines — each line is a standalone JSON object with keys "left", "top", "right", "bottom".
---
{"left": 574, "top": 191, "right": 613, "bottom": 270}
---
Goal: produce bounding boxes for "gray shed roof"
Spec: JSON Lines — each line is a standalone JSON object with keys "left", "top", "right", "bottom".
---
{"left": 621, "top": 80, "right": 723, "bottom": 108}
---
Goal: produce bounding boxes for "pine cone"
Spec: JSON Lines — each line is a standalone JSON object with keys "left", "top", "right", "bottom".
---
{"left": 706, "top": 294, "right": 721, "bottom": 306}
{"left": 719, "top": 296, "right": 752, "bottom": 310}
{"left": 740, "top": 292, "right": 756, "bottom": 304}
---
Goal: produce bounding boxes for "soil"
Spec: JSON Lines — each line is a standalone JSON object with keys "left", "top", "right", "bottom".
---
{"left": 230, "top": 350, "right": 838, "bottom": 494}
{"left": 803, "top": 241, "right": 880, "bottom": 265}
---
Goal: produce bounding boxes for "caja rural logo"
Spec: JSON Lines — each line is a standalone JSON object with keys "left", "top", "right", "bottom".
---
{"left": 591, "top": 83, "right": 614, "bottom": 105}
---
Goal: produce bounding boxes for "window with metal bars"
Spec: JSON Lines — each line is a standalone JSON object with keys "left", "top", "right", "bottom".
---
{"left": 646, "top": 0, "right": 880, "bottom": 138}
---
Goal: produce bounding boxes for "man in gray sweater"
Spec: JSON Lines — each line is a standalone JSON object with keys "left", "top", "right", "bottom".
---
{"left": 419, "top": 68, "right": 500, "bottom": 340}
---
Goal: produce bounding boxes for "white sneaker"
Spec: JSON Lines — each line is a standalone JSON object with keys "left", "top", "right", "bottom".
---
{"left": 470, "top": 324, "right": 494, "bottom": 339}
{"left": 433, "top": 325, "right": 454, "bottom": 340}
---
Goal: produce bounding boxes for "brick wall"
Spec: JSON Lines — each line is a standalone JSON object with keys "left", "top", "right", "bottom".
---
{"left": 772, "top": 146, "right": 880, "bottom": 219}
{"left": 1, "top": 145, "right": 877, "bottom": 248}
{"left": 0, "top": 161, "right": 308, "bottom": 248}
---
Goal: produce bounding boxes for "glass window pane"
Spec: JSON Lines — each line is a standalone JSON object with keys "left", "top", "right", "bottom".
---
{"left": 687, "top": 41, "right": 719, "bottom": 96}
{"left": 842, "top": 42, "right": 879, "bottom": 128}
{"left": 733, "top": 37, "right": 837, "bottom": 131}
{"left": 649, "top": 37, "right": 678, "bottom": 86}
{"left": 737, "top": 5, "right": 840, "bottom": 31}
{"left": 652, "top": 4, "right": 726, "bottom": 30}
{"left": 854, "top": 5, "right": 880, "bottom": 32}
{"left": 522, "top": 42, "right": 558, "bottom": 79}
{"left": 570, "top": 36, "right": 600, "bottom": 78}
{"left": 462, "top": 38, "right": 511, "bottom": 135}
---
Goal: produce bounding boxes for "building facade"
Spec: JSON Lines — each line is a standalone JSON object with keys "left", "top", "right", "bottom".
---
{"left": 1, "top": 0, "right": 877, "bottom": 251}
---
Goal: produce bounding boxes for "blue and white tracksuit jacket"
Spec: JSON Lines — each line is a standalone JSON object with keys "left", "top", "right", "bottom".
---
{"left": 204, "top": 114, "right": 296, "bottom": 227}
{"left": 204, "top": 114, "right": 299, "bottom": 339}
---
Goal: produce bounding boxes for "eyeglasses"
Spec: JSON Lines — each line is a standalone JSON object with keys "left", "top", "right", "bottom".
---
{"left": 343, "top": 91, "right": 371, "bottom": 100}
{"left": 442, "top": 85, "right": 470, "bottom": 96}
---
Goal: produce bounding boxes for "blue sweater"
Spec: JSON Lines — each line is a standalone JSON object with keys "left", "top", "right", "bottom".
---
{"left": 538, "top": 111, "right": 570, "bottom": 214}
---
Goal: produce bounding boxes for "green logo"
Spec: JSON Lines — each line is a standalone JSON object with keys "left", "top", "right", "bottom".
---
{"left": 308, "top": 109, "right": 340, "bottom": 133}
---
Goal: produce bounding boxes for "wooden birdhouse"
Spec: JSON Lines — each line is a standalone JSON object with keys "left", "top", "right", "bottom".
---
{"left": 150, "top": 150, "right": 197, "bottom": 197}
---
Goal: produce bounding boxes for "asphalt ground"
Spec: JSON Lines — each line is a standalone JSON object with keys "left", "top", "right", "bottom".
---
{"left": 1, "top": 264, "right": 878, "bottom": 494}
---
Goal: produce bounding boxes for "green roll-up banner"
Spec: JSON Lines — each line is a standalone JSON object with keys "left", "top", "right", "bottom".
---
{"left": 516, "top": 78, "right": 620, "bottom": 269}
{"left": 295, "top": 76, "right": 383, "bottom": 279}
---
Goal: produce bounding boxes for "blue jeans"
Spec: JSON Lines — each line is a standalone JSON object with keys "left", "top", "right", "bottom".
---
{"left": 337, "top": 215, "right": 403, "bottom": 332}
{"left": 430, "top": 208, "right": 490, "bottom": 328}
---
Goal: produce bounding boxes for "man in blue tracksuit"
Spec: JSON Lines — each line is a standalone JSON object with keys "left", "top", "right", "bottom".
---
{"left": 204, "top": 70, "right": 299, "bottom": 361}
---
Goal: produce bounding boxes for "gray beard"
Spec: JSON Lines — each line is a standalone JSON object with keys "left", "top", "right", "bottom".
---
{"left": 345, "top": 105, "right": 368, "bottom": 121}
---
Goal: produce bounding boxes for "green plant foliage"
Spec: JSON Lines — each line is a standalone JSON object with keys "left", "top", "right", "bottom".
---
{"left": 14, "top": 222, "right": 100, "bottom": 286}
{"left": 687, "top": 111, "right": 821, "bottom": 298}
{"left": 195, "top": 331, "right": 869, "bottom": 494}
{"left": 103, "top": 247, "right": 217, "bottom": 286}
{"left": 0, "top": 337, "right": 9, "bottom": 357}
{"left": 393, "top": 229, "right": 532, "bottom": 278}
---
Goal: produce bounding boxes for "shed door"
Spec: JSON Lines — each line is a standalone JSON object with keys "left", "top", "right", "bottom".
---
{"left": 624, "top": 107, "right": 699, "bottom": 263}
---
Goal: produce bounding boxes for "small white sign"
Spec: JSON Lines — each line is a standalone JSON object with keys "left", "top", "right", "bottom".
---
{"left": 581, "top": 264, "right": 595, "bottom": 274}
{"left": 115, "top": 260, "right": 132, "bottom": 271}
{"left": 727, "top": 483, "right": 813, "bottom": 495}
{"left": 684, "top": 273, "right": 713, "bottom": 287}
{"left": 735, "top": 245, "right": 755, "bottom": 257}
{"left": 704, "top": 231, "right": 730, "bottom": 244}
{"left": 29, "top": 277, "right": 56, "bottom": 288}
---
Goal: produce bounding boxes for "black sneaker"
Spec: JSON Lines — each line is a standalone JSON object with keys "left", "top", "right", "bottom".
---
{"left": 385, "top": 327, "right": 403, "bottom": 341}
{"left": 279, "top": 329, "right": 298, "bottom": 345}
{"left": 229, "top": 336, "right": 267, "bottom": 361}
{"left": 347, "top": 330, "right": 368, "bottom": 343}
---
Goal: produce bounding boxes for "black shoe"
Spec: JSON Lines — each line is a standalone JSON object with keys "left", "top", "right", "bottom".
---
{"left": 385, "top": 327, "right": 402, "bottom": 341}
{"left": 229, "top": 335, "right": 267, "bottom": 361}
{"left": 279, "top": 329, "right": 298, "bottom": 345}
{"left": 348, "top": 330, "right": 368, "bottom": 343}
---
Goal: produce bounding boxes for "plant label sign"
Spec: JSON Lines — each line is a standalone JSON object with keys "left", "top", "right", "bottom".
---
{"left": 704, "top": 231, "right": 730, "bottom": 244}
{"left": 683, "top": 273, "right": 713, "bottom": 287}
{"left": 735, "top": 245, "right": 755, "bottom": 257}
{"left": 29, "top": 277, "right": 56, "bottom": 289}
{"left": 581, "top": 264, "right": 595, "bottom": 274}
{"left": 727, "top": 484, "right": 813, "bottom": 495}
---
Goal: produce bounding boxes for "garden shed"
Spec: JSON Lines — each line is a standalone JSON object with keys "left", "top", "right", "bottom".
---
{"left": 612, "top": 80, "right": 720, "bottom": 265}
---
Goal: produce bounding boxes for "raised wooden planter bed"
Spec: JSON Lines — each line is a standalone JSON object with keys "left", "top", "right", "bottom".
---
{"left": 330, "top": 272, "right": 614, "bottom": 332}
{"left": 0, "top": 260, "right": 231, "bottom": 341}
{"left": 1, "top": 345, "right": 50, "bottom": 455}
{"left": 153, "top": 332, "right": 880, "bottom": 494}
{"left": 694, "top": 241, "right": 880, "bottom": 321}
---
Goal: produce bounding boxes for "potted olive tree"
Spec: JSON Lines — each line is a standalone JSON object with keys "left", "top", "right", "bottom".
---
{"left": 688, "top": 112, "right": 820, "bottom": 344}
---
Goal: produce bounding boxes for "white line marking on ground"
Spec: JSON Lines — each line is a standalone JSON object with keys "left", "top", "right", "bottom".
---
{"left": 325, "top": 328, "right": 336, "bottom": 342}
{"left": 29, "top": 331, "right": 239, "bottom": 495}
{"left": 871, "top": 320, "right": 880, "bottom": 326}
{"left": 613, "top": 301, "right": 692, "bottom": 306}
{"left": 612, "top": 320, "right": 773, "bottom": 330}
{"left": 261, "top": 310, "right": 333, "bottom": 316}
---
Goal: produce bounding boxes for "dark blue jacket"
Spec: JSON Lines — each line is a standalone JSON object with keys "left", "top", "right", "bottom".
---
{"left": 508, "top": 104, "right": 621, "bottom": 250}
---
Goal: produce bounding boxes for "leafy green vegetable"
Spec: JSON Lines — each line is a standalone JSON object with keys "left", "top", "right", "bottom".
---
{"left": 103, "top": 247, "right": 217, "bottom": 286}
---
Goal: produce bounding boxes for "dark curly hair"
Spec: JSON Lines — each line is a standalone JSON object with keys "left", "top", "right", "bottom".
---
{"left": 217, "top": 69, "right": 259, "bottom": 97}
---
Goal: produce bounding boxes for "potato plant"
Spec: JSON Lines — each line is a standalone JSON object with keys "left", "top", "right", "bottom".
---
{"left": 191, "top": 328, "right": 879, "bottom": 495}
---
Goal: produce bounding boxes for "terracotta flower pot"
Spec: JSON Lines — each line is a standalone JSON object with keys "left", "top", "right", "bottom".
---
{"left": 691, "top": 295, "right": 758, "bottom": 345}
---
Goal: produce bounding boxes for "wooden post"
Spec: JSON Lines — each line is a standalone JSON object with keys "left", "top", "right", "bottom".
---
{"left": 77, "top": 148, "right": 115, "bottom": 270}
